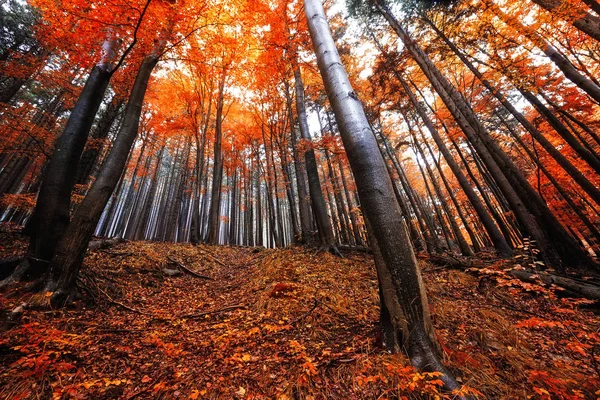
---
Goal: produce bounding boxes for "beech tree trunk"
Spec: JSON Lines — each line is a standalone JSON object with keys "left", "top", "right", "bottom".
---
{"left": 75, "top": 97, "right": 124, "bottom": 185}
{"left": 376, "top": 0, "right": 597, "bottom": 274}
{"left": 207, "top": 72, "right": 227, "bottom": 244}
{"left": 294, "top": 67, "right": 338, "bottom": 253}
{"left": 44, "top": 51, "right": 160, "bottom": 301}
{"left": 485, "top": 0, "right": 600, "bottom": 104}
{"left": 303, "top": 0, "right": 463, "bottom": 391}
{"left": 4, "top": 59, "right": 114, "bottom": 286}
{"left": 424, "top": 18, "right": 600, "bottom": 208}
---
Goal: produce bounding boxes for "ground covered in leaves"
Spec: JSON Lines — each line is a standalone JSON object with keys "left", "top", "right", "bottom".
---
{"left": 0, "top": 232, "right": 599, "bottom": 399}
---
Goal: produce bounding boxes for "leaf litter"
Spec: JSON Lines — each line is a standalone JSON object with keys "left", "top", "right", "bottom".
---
{"left": 0, "top": 233, "right": 598, "bottom": 399}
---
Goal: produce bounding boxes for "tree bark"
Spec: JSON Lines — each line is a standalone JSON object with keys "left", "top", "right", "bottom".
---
{"left": 485, "top": 0, "right": 600, "bottom": 104}
{"left": 389, "top": 64, "right": 512, "bottom": 255}
{"left": 424, "top": 17, "right": 600, "bottom": 208}
{"left": 376, "top": 0, "right": 597, "bottom": 273}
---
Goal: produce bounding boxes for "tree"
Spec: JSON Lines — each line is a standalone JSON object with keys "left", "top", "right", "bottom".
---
{"left": 1, "top": 0, "right": 154, "bottom": 288}
{"left": 303, "top": 0, "right": 463, "bottom": 392}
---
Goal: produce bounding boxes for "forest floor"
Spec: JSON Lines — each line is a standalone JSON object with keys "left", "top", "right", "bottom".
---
{"left": 0, "top": 231, "right": 599, "bottom": 399}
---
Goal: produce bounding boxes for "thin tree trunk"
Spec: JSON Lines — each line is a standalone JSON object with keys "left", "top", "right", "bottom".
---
{"left": 294, "top": 66, "right": 338, "bottom": 253}
{"left": 529, "top": 0, "right": 600, "bottom": 43}
{"left": 387, "top": 57, "right": 512, "bottom": 255}
{"left": 207, "top": 71, "right": 227, "bottom": 244}
{"left": 424, "top": 17, "right": 600, "bottom": 208}
{"left": 485, "top": 0, "right": 600, "bottom": 104}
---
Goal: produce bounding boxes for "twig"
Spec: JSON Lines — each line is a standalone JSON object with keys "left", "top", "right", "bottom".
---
{"left": 291, "top": 297, "right": 320, "bottom": 325}
{"left": 180, "top": 304, "right": 246, "bottom": 319}
{"left": 167, "top": 256, "right": 214, "bottom": 280}
{"left": 125, "top": 372, "right": 169, "bottom": 400}
{"left": 97, "top": 286, "right": 146, "bottom": 315}
{"left": 197, "top": 247, "right": 226, "bottom": 267}
{"left": 322, "top": 357, "right": 359, "bottom": 367}
{"left": 591, "top": 344, "right": 600, "bottom": 380}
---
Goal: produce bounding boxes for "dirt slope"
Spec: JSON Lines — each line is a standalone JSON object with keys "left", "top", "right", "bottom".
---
{"left": 0, "top": 236, "right": 598, "bottom": 399}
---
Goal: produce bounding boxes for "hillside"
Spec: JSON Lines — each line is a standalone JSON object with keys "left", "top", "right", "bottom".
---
{"left": 1, "top": 234, "right": 598, "bottom": 399}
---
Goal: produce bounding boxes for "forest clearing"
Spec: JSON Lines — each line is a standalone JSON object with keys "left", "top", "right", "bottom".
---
{"left": 3, "top": 0, "right": 600, "bottom": 397}
{"left": 0, "top": 232, "right": 598, "bottom": 399}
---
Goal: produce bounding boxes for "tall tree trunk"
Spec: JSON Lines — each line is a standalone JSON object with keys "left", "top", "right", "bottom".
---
{"left": 379, "top": 131, "right": 441, "bottom": 253}
{"left": 75, "top": 97, "right": 124, "bottom": 185}
{"left": 408, "top": 121, "right": 473, "bottom": 256}
{"left": 134, "top": 146, "right": 164, "bottom": 240}
{"left": 3, "top": 44, "right": 116, "bottom": 287}
{"left": 207, "top": 72, "right": 226, "bottom": 244}
{"left": 376, "top": 0, "right": 597, "bottom": 273}
{"left": 289, "top": 105, "right": 314, "bottom": 245}
{"left": 389, "top": 61, "right": 512, "bottom": 255}
{"left": 294, "top": 66, "right": 339, "bottom": 254}
{"left": 484, "top": 0, "right": 600, "bottom": 104}
{"left": 303, "top": 0, "right": 463, "bottom": 391}
{"left": 45, "top": 50, "right": 161, "bottom": 301}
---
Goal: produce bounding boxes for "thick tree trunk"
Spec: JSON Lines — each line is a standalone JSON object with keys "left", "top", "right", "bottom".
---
{"left": 10, "top": 64, "right": 112, "bottom": 284}
{"left": 75, "top": 97, "right": 124, "bottom": 185}
{"left": 303, "top": 0, "right": 462, "bottom": 391}
{"left": 44, "top": 52, "right": 160, "bottom": 301}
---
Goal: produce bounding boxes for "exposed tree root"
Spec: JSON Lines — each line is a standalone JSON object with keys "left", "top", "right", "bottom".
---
{"left": 179, "top": 304, "right": 246, "bottom": 319}
{"left": 0, "top": 302, "right": 27, "bottom": 332}
{"left": 0, "top": 258, "right": 32, "bottom": 291}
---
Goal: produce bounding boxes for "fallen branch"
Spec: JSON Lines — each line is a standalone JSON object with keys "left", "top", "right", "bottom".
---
{"left": 421, "top": 253, "right": 600, "bottom": 300}
{"left": 167, "top": 256, "right": 214, "bottom": 280}
{"left": 337, "top": 245, "right": 371, "bottom": 254}
{"left": 421, "top": 253, "right": 484, "bottom": 270}
{"left": 97, "top": 286, "right": 147, "bottom": 315}
{"left": 509, "top": 269, "right": 600, "bottom": 301}
{"left": 88, "top": 237, "right": 125, "bottom": 252}
{"left": 196, "top": 247, "right": 226, "bottom": 267}
{"left": 180, "top": 304, "right": 246, "bottom": 319}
